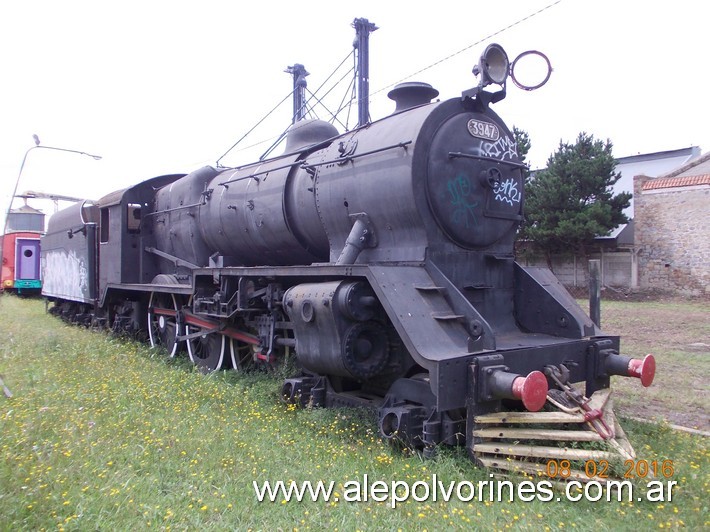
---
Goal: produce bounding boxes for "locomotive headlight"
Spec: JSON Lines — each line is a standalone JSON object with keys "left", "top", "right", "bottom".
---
{"left": 474, "top": 43, "right": 510, "bottom": 87}
{"left": 468, "top": 44, "right": 551, "bottom": 101}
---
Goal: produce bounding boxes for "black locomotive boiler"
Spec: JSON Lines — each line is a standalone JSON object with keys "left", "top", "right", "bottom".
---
{"left": 41, "top": 22, "right": 655, "bottom": 468}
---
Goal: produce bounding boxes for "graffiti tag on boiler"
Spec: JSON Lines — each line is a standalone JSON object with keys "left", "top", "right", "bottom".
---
{"left": 493, "top": 178, "right": 521, "bottom": 206}
{"left": 482, "top": 136, "right": 518, "bottom": 161}
{"left": 447, "top": 174, "right": 479, "bottom": 228}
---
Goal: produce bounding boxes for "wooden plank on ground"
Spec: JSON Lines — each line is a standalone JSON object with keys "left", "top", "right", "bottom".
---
{"left": 587, "top": 388, "right": 612, "bottom": 411}
{"left": 473, "top": 428, "right": 603, "bottom": 442}
{"left": 474, "top": 410, "right": 584, "bottom": 424}
{"left": 475, "top": 456, "right": 590, "bottom": 482}
{"left": 473, "top": 443, "right": 616, "bottom": 461}
{"left": 609, "top": 410, "right": 636, "bottom": 461}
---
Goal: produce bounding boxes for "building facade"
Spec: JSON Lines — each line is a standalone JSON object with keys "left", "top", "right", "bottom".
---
{"left": 634, "top": 152, "right": 710, "bottom": 296}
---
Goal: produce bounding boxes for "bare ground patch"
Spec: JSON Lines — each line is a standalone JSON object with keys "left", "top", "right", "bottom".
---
{"left": 597, "top": 299, "right": 709, "bottom": 431}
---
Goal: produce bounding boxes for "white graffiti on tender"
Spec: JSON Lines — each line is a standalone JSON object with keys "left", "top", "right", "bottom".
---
{"left": 43, "top": 250, "right": 88, "bottom": 299}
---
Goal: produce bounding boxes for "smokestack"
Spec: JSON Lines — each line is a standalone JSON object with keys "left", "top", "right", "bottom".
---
{"left": 387, "top": 82, "right": 439, "bottom": 113}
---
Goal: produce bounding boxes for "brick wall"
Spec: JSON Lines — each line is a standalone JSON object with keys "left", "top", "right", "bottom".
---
{"left": 634, "top": 175, "right": 710, "bottom": 296}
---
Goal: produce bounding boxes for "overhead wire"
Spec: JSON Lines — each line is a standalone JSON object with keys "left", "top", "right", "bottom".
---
{"left": 217, "top": 51, "right": 354, "bottom": 164}
{"left": 370, "top": 0, "right": 563, "bottom": 98}
{"left": 215, "top": 89, "right": 295, "bottom": 167}
{"left": 217, "top": 0, "right": 562, "bottom": 164}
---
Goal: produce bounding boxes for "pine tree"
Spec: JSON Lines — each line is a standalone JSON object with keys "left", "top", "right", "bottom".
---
{"left": 513, "top": 126, "right": 531, "bottom": 168}
{"left": 522, "top": 132, "right": 631, "bottom": 264}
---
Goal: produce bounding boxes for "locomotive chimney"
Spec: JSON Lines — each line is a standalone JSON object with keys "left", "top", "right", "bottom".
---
{"left": 387, "top": 82, "right": 439, "bottom": 113}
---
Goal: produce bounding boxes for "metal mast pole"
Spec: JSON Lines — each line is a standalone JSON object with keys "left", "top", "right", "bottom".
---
{"left": 286, "top": 64, "right": 309, "bottom": 123}
{"left": 353, "top": 17, "right": 377, "bottom": 127}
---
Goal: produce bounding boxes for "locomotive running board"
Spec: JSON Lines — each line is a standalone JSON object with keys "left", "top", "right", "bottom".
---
{"left": 471, "top": 389, "right": 636, "bottom": 480}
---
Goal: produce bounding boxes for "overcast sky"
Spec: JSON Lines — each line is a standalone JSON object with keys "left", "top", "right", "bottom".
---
{"left": 1, "top": 0, "right": 708, "bottom": 220}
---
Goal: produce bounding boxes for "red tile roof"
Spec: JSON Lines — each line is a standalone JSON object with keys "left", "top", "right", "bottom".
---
{"left": 642, "top": 174, "right": 710, "bottom": 190}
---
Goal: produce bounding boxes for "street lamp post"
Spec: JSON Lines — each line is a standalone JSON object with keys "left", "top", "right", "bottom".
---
{"left": 1, "top": 136, "right": 102, "bottom": 288}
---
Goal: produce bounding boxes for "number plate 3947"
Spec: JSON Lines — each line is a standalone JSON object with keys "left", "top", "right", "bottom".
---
{"left": 467, "top": 119, "right": 500, "bottom": 141}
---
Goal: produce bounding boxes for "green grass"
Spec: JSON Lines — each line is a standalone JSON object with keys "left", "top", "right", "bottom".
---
{"left": 1, "top": 295, "right": 708, "bottom": 530}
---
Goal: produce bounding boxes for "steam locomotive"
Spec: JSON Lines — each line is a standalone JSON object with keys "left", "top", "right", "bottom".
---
{"left": 41, "top": 21, "right": 654, "bottom": 467}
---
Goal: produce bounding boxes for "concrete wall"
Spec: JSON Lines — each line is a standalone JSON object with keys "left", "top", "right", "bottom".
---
{"left": 518, "top": 250, "right": 633, "bottom": 288}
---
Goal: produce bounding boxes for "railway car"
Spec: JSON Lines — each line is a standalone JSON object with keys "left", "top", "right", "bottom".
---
{"left": 1, "top": 205, "right": 44, "bottom": 295}
{"left": 41, "top": 20, "right": 655, "bottom": 470}
{"left": 1, "top": 232, "right": 42, "bottom": 294}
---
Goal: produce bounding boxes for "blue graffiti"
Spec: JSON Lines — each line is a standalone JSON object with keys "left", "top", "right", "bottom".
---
{"left": 447, "top": 175, "right": 479, "bottom": 228}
